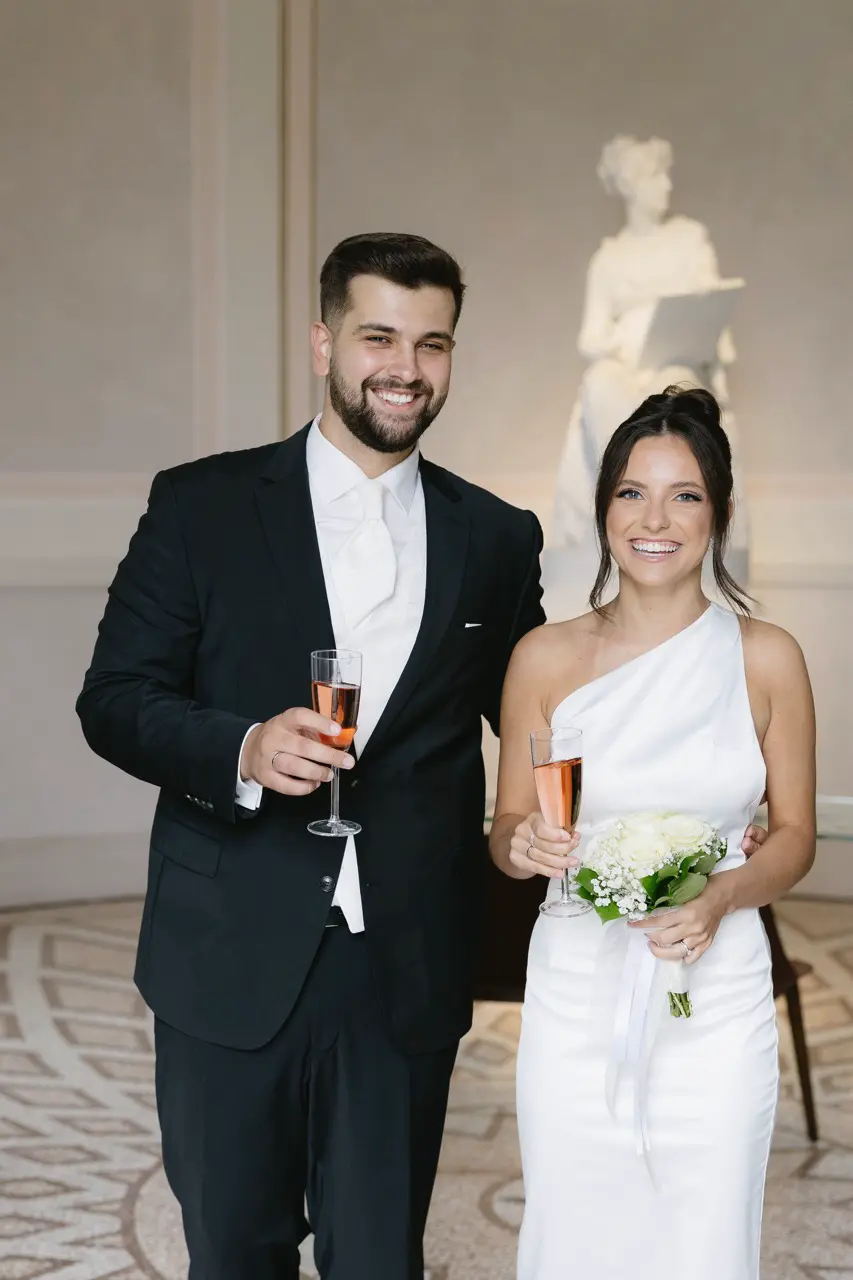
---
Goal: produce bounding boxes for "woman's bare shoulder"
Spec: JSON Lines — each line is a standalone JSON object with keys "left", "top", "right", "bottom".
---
{"left": 739, "top": 616, "right": 808, "bottom": 686}
{"left": 508, "top": 614, "right": 601, "bottom": 705}
{"left": 513, "top": 612, "right": 598, "bottom": 660}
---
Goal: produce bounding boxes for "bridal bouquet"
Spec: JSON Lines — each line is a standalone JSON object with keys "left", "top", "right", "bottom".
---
{"left": 576, "top": 814, "right": 727, "bottom": 1017}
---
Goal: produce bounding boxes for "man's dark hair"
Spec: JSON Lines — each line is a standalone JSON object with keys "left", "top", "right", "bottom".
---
{"left": 320, "top": 232, "right": 465, "bottom": 330}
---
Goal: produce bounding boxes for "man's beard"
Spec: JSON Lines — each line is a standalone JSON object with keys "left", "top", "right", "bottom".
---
{"left": 328, "top": 362, "right": 447, "bottom": 454}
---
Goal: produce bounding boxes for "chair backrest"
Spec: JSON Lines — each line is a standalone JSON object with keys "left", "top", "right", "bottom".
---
{"left": 759, "top": 904, "right": 798, "bottom": 999}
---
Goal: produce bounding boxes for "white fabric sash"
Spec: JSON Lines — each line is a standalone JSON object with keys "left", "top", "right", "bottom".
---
{"left": 594, "top": 919, "right": 670, "bottom": 1185}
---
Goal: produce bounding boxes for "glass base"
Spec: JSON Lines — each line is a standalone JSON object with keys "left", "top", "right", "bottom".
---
{"left": 307, "top": 818, "right": 362, "bottom": 837}
{"left": 539, "top": 896, "right": 593, "bottom": 918}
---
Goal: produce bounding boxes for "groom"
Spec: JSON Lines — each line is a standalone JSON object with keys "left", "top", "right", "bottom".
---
{"left": 76, "top": 232, "right": 546, "bottom": 1279}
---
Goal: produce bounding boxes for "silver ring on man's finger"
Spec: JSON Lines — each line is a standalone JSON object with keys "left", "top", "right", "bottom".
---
{"left": 527, "top": 843, "right": 535, "bottom": 860}
{"left": 271, "top": 750, "right": 285, "bottom": 770}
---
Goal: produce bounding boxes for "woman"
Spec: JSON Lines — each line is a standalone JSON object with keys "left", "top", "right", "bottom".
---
{"left": 552, "top": 135, "right": 744, "bottom": 551}
{"left": 490, "top": 386, "right": 815, "bottom": 1279}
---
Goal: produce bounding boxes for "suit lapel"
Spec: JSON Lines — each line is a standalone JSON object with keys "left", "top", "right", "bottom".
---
{"left": 253, "top": 426, "right": 336, "bottom": 657}
{"left": 359, "top": 460, "right": 469, "bottom": 762}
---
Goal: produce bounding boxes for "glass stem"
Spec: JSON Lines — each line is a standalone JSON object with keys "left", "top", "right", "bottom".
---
{"left": 560, "top": 825, "right": 578, "bottom": 903}
{"left": 329, "top": 766, "right": 341, "bottom": 825}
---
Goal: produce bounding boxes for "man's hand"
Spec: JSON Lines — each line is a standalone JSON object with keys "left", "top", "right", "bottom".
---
{"left": 741, "top": 824, "right": 768, "bottom": 858}
{"left": 240, "top": 709, "right": 355, "bottom": 797}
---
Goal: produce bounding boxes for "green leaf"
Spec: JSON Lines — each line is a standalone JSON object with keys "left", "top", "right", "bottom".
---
{"left": 576, "top": 867, "right": 598, "bottom": 893}
{"left": 575, "top": 885, "right": 595, "bottom": 903}
{"left": 595, "top": 902, "right": 623, "bottom": 923}
{"left": 640, "top": 873, "right": 659, "bottom": 901}
{"left": 657, "top": 865, "right": 679, "bottom": 882}
{"left": 668, "top": 872, "right": 708, "bottom": 906}
{"left": 692, "top": 853, "right": 720, "bottom": 876}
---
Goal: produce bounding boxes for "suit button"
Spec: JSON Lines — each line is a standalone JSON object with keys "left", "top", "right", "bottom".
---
{"left": 350, "top": 778, "right": 359, "bottom": 789}
{"left": 320, "top": 875, "right": 335, "bottom": 893}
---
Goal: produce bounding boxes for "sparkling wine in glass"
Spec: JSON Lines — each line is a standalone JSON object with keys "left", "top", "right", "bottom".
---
{"left": 530, "top": 727, "right": 590, "bottom": 918}
{"left": 308, "top": 649, "right": 362, "bottom": 837}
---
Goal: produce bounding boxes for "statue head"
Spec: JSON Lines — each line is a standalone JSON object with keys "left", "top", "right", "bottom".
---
{"left": 597, "top": 135, "right": 673, "bottom": 222}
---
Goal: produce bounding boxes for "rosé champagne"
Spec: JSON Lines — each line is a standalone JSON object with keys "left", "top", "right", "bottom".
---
{"left": 534, "top": 756, "right": 582, "bottom": 832}
{"left": 529, "top": 725, "right": 590, "bottom": 918}
{"left": 312, "top": 680, "right": 360, "bottom": 749}
{"left": 308, "top": 649, "right": 362, "bottom": 838}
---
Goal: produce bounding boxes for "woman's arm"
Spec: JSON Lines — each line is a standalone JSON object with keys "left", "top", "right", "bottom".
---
{"left": 489, "top": 630, "right": 580, "bottom": 880}
{"left": 636, "top": 623, "right": 816, "bottom": 961}
{"left": 714, "top": 625, "right": 816, "bottom": 908}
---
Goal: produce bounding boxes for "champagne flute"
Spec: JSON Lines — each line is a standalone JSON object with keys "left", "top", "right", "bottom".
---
{"left": 530, "top": 727, "right": 590, "bottom": 918}
{"left": 308, "top": 649, "right": 362, "bottom": 837}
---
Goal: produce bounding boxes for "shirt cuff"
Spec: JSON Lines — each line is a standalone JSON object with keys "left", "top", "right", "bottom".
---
{"left": 235, "top": 723, "right": 263, "bottom": 810}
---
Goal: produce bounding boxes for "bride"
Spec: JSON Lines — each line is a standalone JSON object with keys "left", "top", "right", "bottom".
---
{"left": 489, "top": 386, "right": 816, "bottom": 1279}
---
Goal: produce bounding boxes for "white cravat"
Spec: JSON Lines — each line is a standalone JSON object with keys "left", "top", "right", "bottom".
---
{"left": 331, "top": 478, "right": 397, "bottom": 630}
{"left": 236, "top": 418, "right": 427, "bottom": 934}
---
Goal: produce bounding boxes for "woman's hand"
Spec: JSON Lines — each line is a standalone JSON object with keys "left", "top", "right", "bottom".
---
{"left": 628, "top": 876, "right": 731, "bottom": 964}
{"left": 509, "top": 812, "right": 581, "bottom": 880}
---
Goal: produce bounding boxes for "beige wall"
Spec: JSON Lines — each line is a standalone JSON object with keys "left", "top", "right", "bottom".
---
{"left": 316, "top": 0, "right": 853, "bottom": 885}
{"left": 316, "top": 0, "right": 853, "bottom": 482}
{"left": 2, "top": 0, "right": 850, "bottom": 904}
{"left": 0, "top": 0, "right": 284, "bottom": 904}
{"left": 0, "top": 0, "right": 193, "bottom": 472}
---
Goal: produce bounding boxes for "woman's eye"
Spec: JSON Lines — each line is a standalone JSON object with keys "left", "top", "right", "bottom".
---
{"left": 616, "top": 488, "right": 642, "bottom": 500}
{"left": 675, "top": 492, "right": 702, "bottom": 502}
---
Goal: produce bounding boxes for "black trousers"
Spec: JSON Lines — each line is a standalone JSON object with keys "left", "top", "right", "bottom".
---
{"left": 154, "top": 923, "right": 458, "bottom": 1279}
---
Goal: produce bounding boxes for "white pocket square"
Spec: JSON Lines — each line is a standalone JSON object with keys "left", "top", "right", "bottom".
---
{"left": 464, "top": 622, "right": 482, "bottom": 629}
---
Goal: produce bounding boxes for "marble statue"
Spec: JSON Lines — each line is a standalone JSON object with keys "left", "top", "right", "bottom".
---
{"left": 551, "top": 135, "right": 747, "bottom": 558}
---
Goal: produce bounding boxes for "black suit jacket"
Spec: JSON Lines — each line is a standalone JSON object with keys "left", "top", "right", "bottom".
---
{"left": 77, "top": 425, "right": 545, "bottom": 1052}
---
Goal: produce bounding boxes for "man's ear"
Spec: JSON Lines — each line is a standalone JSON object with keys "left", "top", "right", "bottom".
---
{"left": 311, "top": 321, "right": 333, "bottom": 377}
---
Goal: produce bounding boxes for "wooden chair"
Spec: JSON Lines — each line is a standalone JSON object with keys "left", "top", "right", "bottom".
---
{"left": 475, "top": 848, "right": 819, "bottom": 1141}
{"left": 759, "top": 903, "right": 819, "bottom": 1141}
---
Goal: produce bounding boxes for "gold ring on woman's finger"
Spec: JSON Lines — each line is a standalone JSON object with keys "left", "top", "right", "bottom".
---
{"left": 681, "top": 940, "right": 695, "bottom": 958}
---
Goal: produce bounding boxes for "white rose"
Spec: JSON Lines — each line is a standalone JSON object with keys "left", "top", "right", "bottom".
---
{"left": 616, "top": 831, "right": 667, "bottom": 873}
{"left": 621, "top": 813, "right": 665, "bottom": 837}
{"left": 660, "top": 814, "right": 706, "bottom": 850}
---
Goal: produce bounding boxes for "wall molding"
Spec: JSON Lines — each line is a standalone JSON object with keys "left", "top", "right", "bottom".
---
{"left": 0, "top": 833, "right": 149, "bottom": 909}
{"left": 477, "top": 466, "right": 853, "bottom": 595}
{"left": 0, "top": 475, "right": 151, "bottom": 587}
{"left": 282, "top": 0, "right": 320, "bottom": 434}
{"left": 749, "top": 563, "right": 853, "bottom": 590}
{"left": 0, "top": 467, "right": 851, "bottom": 589}
{"left": 3, "top": 795, "right": 845, "bottom": 909}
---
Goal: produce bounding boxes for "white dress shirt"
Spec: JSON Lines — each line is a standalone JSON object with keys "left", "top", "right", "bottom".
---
{"left": 236, "top": 416, "right": 427, "bottom": 931}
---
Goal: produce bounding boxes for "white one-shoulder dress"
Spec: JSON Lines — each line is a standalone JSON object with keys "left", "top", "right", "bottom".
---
{"left": 516, "top": 604, "right": 778, "bottom": 1279}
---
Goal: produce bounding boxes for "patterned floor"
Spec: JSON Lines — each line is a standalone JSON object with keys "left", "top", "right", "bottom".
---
{"left": 1, "top": 897, "right": 852, "bottom": 1278}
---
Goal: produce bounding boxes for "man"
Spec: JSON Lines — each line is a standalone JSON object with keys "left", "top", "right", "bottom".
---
{"left": 76, "top": 233, "right": 545, "bottom": 1278}
{"left": 77, "top": 231, "right": 767, "bottom": 1277}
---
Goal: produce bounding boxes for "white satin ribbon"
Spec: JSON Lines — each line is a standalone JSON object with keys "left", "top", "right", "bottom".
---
{"left": 602, "top": 922, "right": 666, "bottom": 1184}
